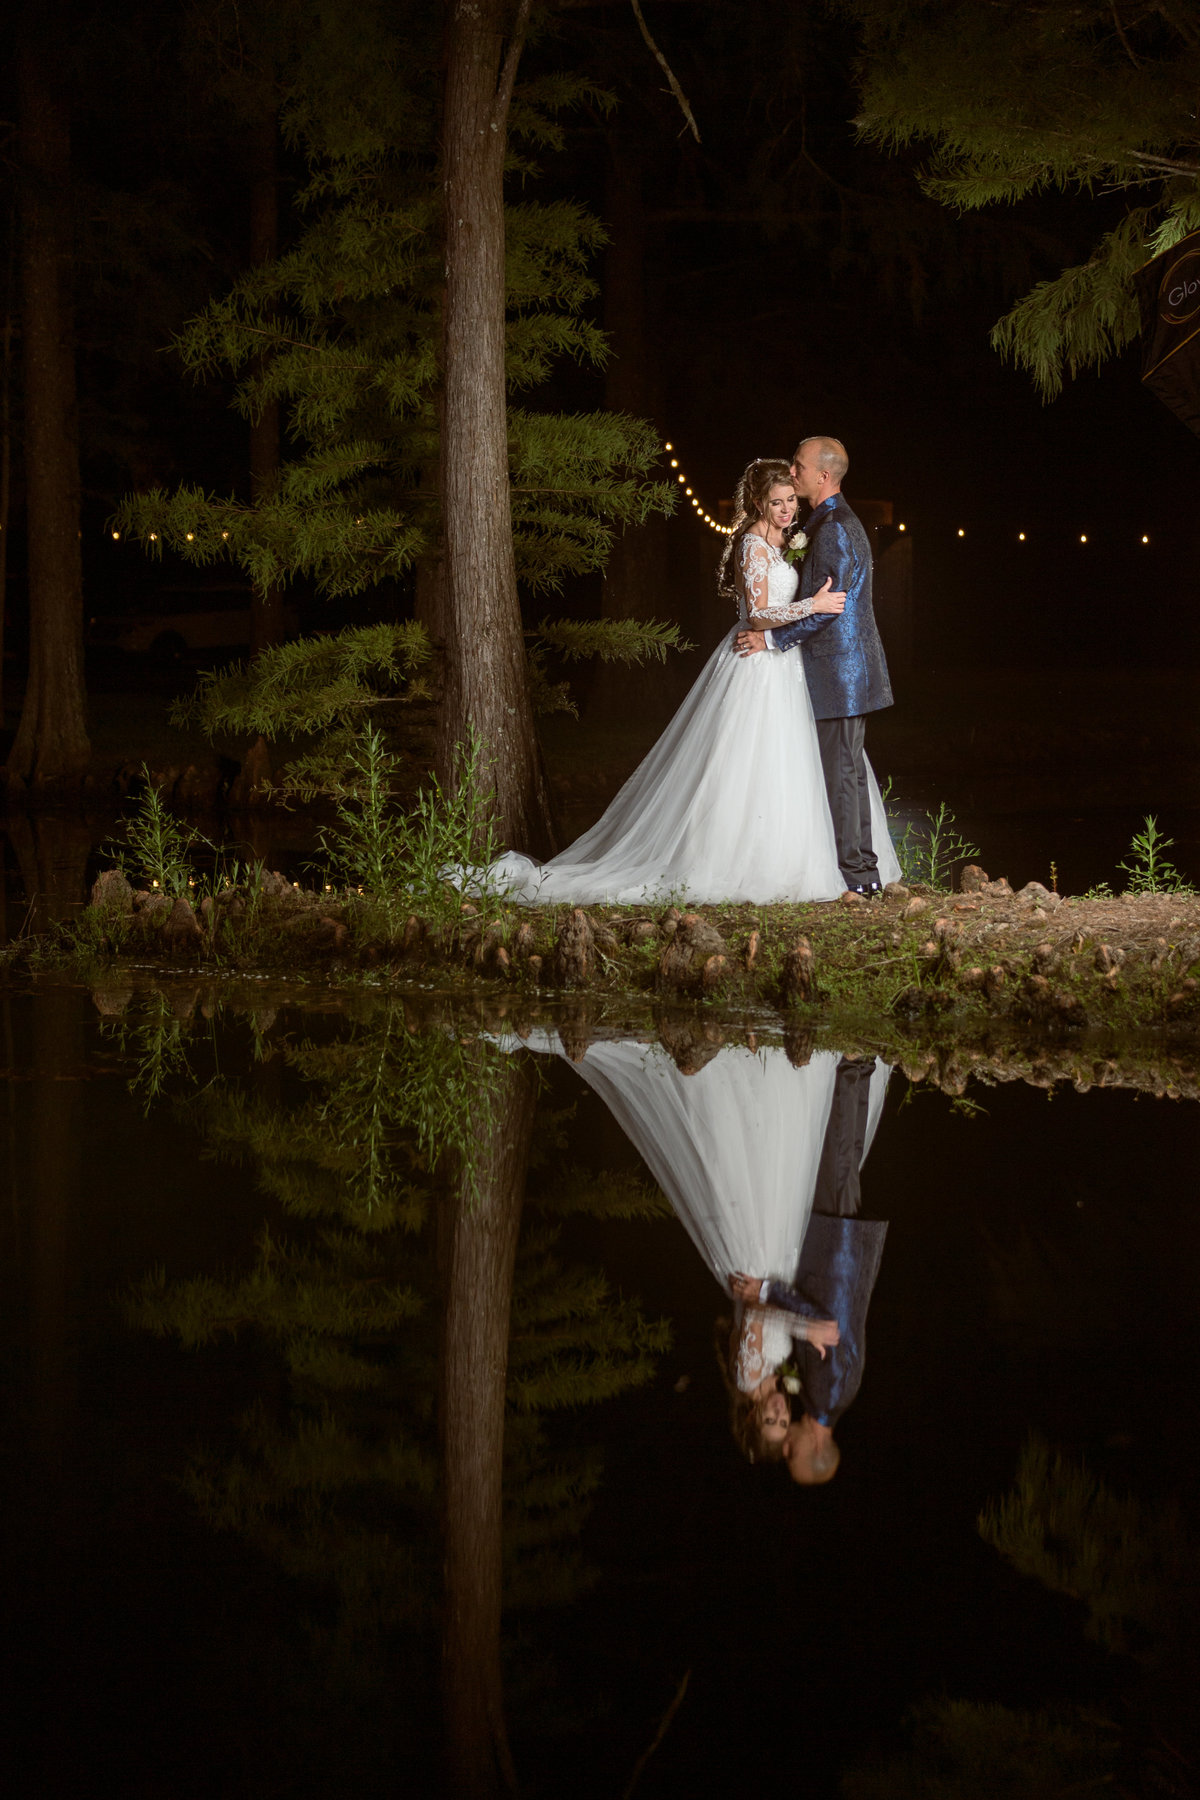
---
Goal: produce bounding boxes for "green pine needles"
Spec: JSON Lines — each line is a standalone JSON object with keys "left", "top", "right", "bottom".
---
{"left": 849, "top": 1, "right": 1200, "bottom": 394}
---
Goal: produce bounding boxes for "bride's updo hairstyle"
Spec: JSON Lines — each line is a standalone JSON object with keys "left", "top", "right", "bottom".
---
{"left": 717, "top": 456, "right": 796, "bottom": 609}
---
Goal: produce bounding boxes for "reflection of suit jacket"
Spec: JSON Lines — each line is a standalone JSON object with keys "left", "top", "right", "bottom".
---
{"left": 769, "top": 494, "right": 892, "bottom": 720}
{"left": 766, "top": 1217, "right": 888, "bottom": 1426}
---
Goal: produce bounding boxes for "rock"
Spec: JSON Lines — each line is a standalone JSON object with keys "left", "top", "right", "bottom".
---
{"left": 592, "top": 924, "right": 619, "bottom": 956}
{"left": 628, "top": 919, "right": 656, "bottom": 945}
{"left": 959, "top": 865, "right": 989, "bottom": 893}
{"left": 1093, "top": 943, "right": 1126, "bottom": 973}
{"left": 258, "top": 869, "right": 292, "bottom": 899}
{"left": 932, "top": 917, "right": 958, "bottom": 942}
{"left": 883, "top": 882, "right": 910, "bottom": 902}
{"left": 200, "top": 895, "right": 215, "bottom": 928}
{"left": 1148, "top": 937, "right": 1171, "bottom": 971}
{"left": 658, "top": 906, "right": 682, "bottom": 940}
{"left": 527, "top": 954, "right": 544, "bottom": 984}
{"left": 744, "top": 929, "right": 760, "bottom": 971}
{"left": 493, "top": 945, "right": 511, "bottom": 977}
{"left": 951, "top": 897, "right": 980, "bottom": 912}
{"left": 1016, "top": 880, "right": 1052, "bottom": 904}
{"left": 1054, "top": 991, "right": 1088, "bottom": 1026}
{"left": 135, "top": 891, "right": 172, "bottom": 920}
{"left": 512, "top": 921, "right": 537, "bottom": 961}
{"left": 89, "top": 868, "right": 134, "bottom": 914}
{"left": 982, "top": 877, "right": 1013, "bottom": 898}
{"left": 839, "top": 889, "right": 866, "bottom": 907}
{"left": 402, "top": 914, "right": 426, "bottom": 956}
{"left": 959, "top": 966, "right": 986, "bottom": 991}
{"left": 162, "top": 897, "right": 203, "bottom": 946}
{"left": 554, "top": 909, "right": 595, "bottom": 985}
{"left": 983, "top": 965, "right": 1007, "bottom": 998}
{"left": 902, "top": 897, "right": 929, "bottom": 919}
{"left": 478, "top": 921, "right": 506, "bottom": 971}
{"left": 1032, "top": 942, "right": 1056, "bottom": 973}
{"left": 701, "top": 953, "right": 728, "bottom": 993}
{"left": 781, "top": 936, "right": 816, "bottom": 1002}
{"left": 659, "top": 914, "right": 728, "bottom": 991}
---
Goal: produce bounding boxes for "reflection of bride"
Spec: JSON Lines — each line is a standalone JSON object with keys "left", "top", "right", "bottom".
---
{"left": 471, "top": 458, "right": 900, "bottom": 905}
{"left": 503, "top": 1032, "right": 888, "bottom": 1462}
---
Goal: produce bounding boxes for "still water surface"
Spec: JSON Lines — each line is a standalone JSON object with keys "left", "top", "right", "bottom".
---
{"left": 2, "top": 978, "right": 1199, "bottom": 1797}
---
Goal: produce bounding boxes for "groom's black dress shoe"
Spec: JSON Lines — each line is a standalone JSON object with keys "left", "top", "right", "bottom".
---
{"left": 848, "top": 881, "right": 884, "bottom": 897}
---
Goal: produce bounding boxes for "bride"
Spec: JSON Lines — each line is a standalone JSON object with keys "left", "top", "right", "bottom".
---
{"left": 473, "top": 457, "right": 899, "bottom": 905}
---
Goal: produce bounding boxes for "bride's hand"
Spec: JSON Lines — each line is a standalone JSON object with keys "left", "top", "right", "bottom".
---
{"left": 811, "top": 577, "right": 847, "bottom": 615}
{"left": 730, "top": 1272, "right": 765, "bottom": 1302}
{"left": 804, "top": 1318, "right": 840, "bottom": 1360}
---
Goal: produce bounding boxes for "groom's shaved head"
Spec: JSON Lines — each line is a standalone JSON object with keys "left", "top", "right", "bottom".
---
{"left": 794, "top": 436, "right": 849, "bottom": 484}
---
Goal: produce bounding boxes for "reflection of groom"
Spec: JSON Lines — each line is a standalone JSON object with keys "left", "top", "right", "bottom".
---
{"left": 736, "top": 436, "right": 893, "bottom": 896}
{"left": 769, "top": 1055, "right": 889, "bottom": 1485}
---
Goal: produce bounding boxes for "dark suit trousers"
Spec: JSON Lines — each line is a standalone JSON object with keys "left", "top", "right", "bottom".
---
{"left": 813, "top": 1056, "right": 876, "bottom": 1219}
{"left": 816, "top": 715, "right": 878, "bottom": 887}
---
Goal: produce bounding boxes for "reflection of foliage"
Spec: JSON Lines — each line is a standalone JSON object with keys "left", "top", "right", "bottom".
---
{"left": 125, "top": 1000, "right": 670, "bottom": 1770}
{"left": 106, "top": 991, "right": 200, "bottom": 1112}
{"left": 980, "top": 1435, "right": 1194, "bottom": 1662}
{"left": 843, "top": 1696, "right": 1119, "bottom": 1800}
{"left": 847, "top": 1435, "right": 1200, "bottom": 1797}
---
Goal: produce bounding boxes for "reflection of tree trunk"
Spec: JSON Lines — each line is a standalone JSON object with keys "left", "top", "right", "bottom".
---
{"left": 589, "top": 142, "right": 673, "bottom": 722}
{"left": 7, "top": 20, "right": 90, "bottom": 793}
{"left": 438, "top": 1053, "right": 537, "bottom": 1799}
{"left": 439, "top": 0, "right": 555, "bottom": 858}
{"left": 7, "top": 810, "right": 91, "bottom": 932}
{"left": 0, "top": 221, "right": 15, "bottom": 727}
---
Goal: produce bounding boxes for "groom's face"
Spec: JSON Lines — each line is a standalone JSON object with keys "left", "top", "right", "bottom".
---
{"left": 791, "top": 446, "right": 825, "bottom": 505}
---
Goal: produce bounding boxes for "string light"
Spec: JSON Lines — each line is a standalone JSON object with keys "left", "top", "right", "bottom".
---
{"left": 1142, "top": 534, "right": 1150, "bottom": 544}
{"left": 111, "top": 530, "right": 120, "bottom": 540}
{"left": 898, "top": 523, "right": 906, "bottom": 532}
{"left": 1018, "top": 531, "right": 1026, "bottom": 541}
{"left": 957, "top": 528, "right": 965, "bottom": 538}
{"left": 660, "top": 440, "right": 733, "bottom": 534}
{"left": 1079, "top": 533, "right": 1087, "bottom": 544}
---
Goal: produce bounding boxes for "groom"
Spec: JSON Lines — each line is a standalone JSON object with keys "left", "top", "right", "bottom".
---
{"left": 736, "top": 436, "right": 892, "bottom": 896}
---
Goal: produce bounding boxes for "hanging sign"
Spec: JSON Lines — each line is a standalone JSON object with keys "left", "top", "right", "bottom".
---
{"left": 1135, "top": 229, "right": 1200, "bottom": 438}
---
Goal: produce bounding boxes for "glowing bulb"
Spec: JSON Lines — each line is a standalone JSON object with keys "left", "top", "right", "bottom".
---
{"left": 664, "top": 441, "right": 674, "bottom": 452}
{"left": 957, "top": 529, "right": 964, "bottom": 538}
{"left": 111, "top": 530, "right": 120, "bottom": 540}
{"left": 185, "top": 532, "right": 194, "bottom": 541}
{"left": 677, "top": 474, "right": 685, "bottom": 484}
{"left": 149, "top": 533, "right": 158, "bottom": 541}
{"left": 1018, "top": 531, "right": 1026, "bottom": 541}
{"left": 898, "top": 523, "right": 906, "bottom": 532}
{"left": 670, "top": 459, "right": 679, "bottom": 468}
{"left": 685, "top": 487, "right": 693, "bottom": 496}
{"left": 1141, "top": 534, "right": 1150, "bottom": 544}
{"left": 151, "top": 879, "right": 159, "bottom": 889}
{"left": 1079, "top": 534, "right": 1087, "bottom": 544}
{"left": 221, "top": 530, "right": 229, "bottom": 540}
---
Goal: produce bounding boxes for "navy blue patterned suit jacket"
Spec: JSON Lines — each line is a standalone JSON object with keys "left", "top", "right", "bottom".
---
{"left": 769, "top": 493, "right": 893, "bottom": 721}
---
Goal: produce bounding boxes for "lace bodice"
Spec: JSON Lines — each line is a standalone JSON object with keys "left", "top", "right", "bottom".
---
{"left": 736, "top": 533, "right": 815, "bottom": 627}
{"left": 734, "top": 1304, "right": 798, "bottom": 1394}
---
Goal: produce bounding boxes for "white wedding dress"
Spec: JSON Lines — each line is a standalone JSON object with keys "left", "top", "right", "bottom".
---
{"left": 472, "top": 534, "right": 900, "bottom": 904}
{"left": 496, "top": 1031, "right": 890, "bottom": 1392}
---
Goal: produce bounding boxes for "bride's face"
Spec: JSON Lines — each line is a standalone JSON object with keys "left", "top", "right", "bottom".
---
{"left": 763, "top": 483, "right": 797, "bottom": 532}
{"left": 757, "top": 1387, "right": 790, "bottom": 1446}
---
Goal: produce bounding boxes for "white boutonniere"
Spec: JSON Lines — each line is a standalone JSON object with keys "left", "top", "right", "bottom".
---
{"left": 783, "top": 530, "right": 809, "bottom": 567}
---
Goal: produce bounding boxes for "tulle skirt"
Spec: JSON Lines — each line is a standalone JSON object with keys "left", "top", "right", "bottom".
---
{"left": 471, "top": 634, "right": 900, "bottom": 906}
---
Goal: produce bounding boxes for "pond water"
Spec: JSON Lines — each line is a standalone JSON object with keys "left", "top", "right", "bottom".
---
{"left": 3, "top": 975, "right": 1198, "bottom": 1797}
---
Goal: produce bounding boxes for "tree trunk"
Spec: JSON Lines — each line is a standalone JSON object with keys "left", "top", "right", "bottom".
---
{"left": 439, "top": 0, "right": 555, "bottom": 858}
{"left": 588, "top": 140, "right": 675, "bottom": 722}
{"left": 248, "top": 108, "right": 286, "bottom": 657}
{"left": 0, "top": 228, "right": 15, "bottom": 730}
{"left": 6, "top": 24, "right": 90, "bottom": 794}
{"left": 438, "top": 1051, "right": 537, "bottom": 1799}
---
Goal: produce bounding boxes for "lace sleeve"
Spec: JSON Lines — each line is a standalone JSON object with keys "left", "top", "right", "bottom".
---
{"left": 738, "top": 535, "right": 815, "bottom": 626}
{"left": 734, "top": 1306, "right": 796, "bottom": 1392}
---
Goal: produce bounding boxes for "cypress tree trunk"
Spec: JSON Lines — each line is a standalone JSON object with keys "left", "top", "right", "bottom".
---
{"left": 6, "top": 23, "right": 90, "bottom": 794}
{"left": 438, "top": 1052, "right": 537, "bottom": 1798}
{"left": 439, "top": 0, "right": 555, "bottom": 858}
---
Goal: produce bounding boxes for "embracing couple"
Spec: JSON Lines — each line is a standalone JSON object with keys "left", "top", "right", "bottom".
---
{"left": 478, "top": 434, "right": 900, "bottom": 906}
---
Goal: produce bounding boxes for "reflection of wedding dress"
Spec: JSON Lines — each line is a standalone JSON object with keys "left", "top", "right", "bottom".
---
{"left": 473, "top": 537, "right": 900, "bottom": 904}
{"left": 502, "top": 1033, "right": 889, "bottom": 1389}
